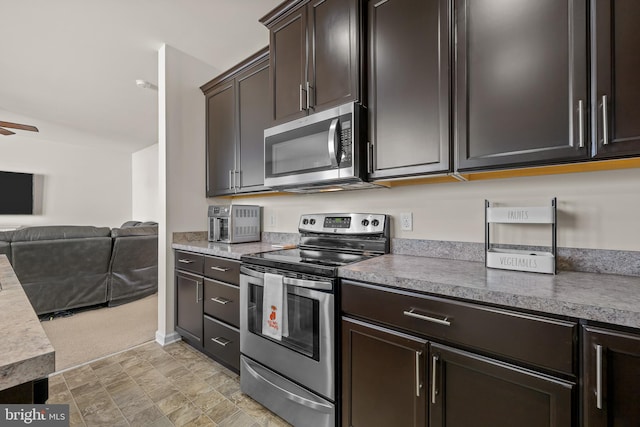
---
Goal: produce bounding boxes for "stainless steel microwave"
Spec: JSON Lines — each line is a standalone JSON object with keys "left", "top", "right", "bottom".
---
{"left": 263, "top": 102, "right": 377, "bottom": 192}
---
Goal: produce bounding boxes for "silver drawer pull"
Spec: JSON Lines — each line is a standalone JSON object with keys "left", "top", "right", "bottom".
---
{"left": 403, "top": 309, "right": 451, "bottom": 326}
{"left": 596, "top": 344, "right": 603, "bottom": 409}
{"left": 210, "top": 266, "right": 230, "bottom": 272}
{"left": 178, "top": 259, "right": 194, "bottom": 264}
{"left": 211, "top": 337, "right": 231, "bottom": 347}
{"left": 210, "top": 296, "right": 231, "bottom": 305}
{"left": 432, "top": 354, "right": 439, "bottom": 404}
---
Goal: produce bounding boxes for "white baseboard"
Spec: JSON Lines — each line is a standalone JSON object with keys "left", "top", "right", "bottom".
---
{"left": 155, "top": 330, "right": 181, "bottom": 346}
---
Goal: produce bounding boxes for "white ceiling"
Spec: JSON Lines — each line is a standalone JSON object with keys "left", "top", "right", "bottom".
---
{"left": 0, "top": 0, "right": 281, "bottom": 152}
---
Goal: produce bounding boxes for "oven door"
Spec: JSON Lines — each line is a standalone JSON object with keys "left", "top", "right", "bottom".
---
{"left": 240, "top": 265, "right": 335, "bottom": 400}
{"left": 263, "top": 102, "right": 359, "bottom": 189}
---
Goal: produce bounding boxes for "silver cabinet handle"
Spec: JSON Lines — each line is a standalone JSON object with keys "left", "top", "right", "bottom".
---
{"left": 210, "top": 296, "right": 231, "bottom": 305}
{"left": 210, "top": 266, "right": 230, "bottom": 272}
{"left": 178, "top": 259, "right": 194, "bottom": 264}
{"left": 235, "top": 170, "right": 241, "bottom": 189}
{"left": 195, "top": 281, "right": 201, "bottom": 304}
{"left": 228, "top": 170, "right": 233, "bottom": 190}
{"left": 596, "top": 344, "right": 603, "bottom": 409}
{"left": 404, "top": 309, "right": 451, "bottom": 326}
{"left": 415, "top": 351, "right": 422, "bottom": 397}
{"left": 367, "top": 142, "right": 373, "bottom": 174}
{"left": 328, "top": 118, "right": 340, "bottom": 167}
{"left": 432, "top": 354, "right": 439, "bottom": 404}
{"left": 578, "top": 99, "right": 585, "bottom": 148}
{"left": 306, "top": 81, "right": 313, "bottom": 110}
{"left": 602, "top": 95, "right": 609, "bottom": 145}
{"left": 211, "top": 337, "right": 231, "bottom": 347}
{"left": 299, "top": 84, "right": 305, "bottom": 111}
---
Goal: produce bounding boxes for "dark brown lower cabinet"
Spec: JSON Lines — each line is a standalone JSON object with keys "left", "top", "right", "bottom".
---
{"left": 175, "top": 270, "right": 203, "bottom": 345}
{"left": 583, "top": 326, "right": 640, "bottom": 427}
{"left": 429, "top": 343, "right": 574, "bottom": 427}
{"left": 342, "top": 317, "right": 427, "bottom": 427}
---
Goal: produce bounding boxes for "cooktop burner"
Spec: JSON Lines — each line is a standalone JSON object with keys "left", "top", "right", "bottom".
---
{"left": 241, "top": 213, "right": 390, "bottom": 277}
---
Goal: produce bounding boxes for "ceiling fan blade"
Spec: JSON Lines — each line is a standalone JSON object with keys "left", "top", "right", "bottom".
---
{"left": 0, "top": 121, "right": 39, "bottom": 132}
{"left": 0, "top": 127, "right": 16, "bottom": 136}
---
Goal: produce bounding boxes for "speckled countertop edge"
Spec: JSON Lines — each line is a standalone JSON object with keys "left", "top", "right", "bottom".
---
{"left": 0, "top": 255, "right": 55, "bottom": 390}
{"left": 172, "top": 232, "right": 299, "bottom": 260}
{"left": 339, "top": 254, "right": 640, "bottom": 329}
{"left": 172, "top": 233, "right": 640, "bottom": 329}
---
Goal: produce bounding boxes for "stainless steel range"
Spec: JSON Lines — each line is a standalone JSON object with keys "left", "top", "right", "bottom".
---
{"left": 239, "top": 213, "right": 390, "bottom": 427}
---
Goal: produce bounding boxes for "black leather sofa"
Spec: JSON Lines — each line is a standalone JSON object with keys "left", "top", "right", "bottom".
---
{"left": 108, "top": 222, "right": 158, "bottom": 306}
{"left": 2, "top": 222, "right": 158, "bottom": 315}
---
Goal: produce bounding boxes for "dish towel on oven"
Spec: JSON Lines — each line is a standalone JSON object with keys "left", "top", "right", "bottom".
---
{"left": 262, "top": 272, "right": 288, "bottom": 340}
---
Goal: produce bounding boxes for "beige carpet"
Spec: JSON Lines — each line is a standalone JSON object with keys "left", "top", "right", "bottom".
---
{"left": 41, "top": 294, "right": 157, "bottom": 372}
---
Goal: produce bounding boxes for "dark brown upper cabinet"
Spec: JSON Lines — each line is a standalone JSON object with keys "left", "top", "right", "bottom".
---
{"left": 582, "top": 325, "right": 640, "bottom": 427}
{"left": 455, "top": 0, "right": 589, "bottom": 171}
{"left": 201, "top": 48, "right": 270, "bottom": 197}
{"left": 367, "top": 0, "right": 451, "bottom": 180}
{"left": 591, "top": 0, "right": 640, "bottom": 159}
{"left": 260, "top": 0, "right": 361, "bottom": 125}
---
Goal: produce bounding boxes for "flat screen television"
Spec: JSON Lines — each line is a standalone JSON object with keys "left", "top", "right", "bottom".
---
{"left": 0, "top": 171, "right": 34, "bottom": 215}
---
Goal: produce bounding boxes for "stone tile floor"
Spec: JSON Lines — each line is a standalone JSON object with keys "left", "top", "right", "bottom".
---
{"left": 47, "top": 340, "right": 292, "bottom": 426}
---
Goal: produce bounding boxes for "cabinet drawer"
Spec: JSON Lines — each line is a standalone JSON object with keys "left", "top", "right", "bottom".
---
{"left": 204, "top": 256, "right": 240, "bottom": 285}
{"left": 342, "top": 280, "right": 577, "bottom": 376}
{"left": 204, "top": 315, "right": 240, "bottom": 372}
{"left": 175, "top": 251, "right": 204, "bottom": 275}
{"left": 204, "top": 278, "right": 239, "bottom": 327}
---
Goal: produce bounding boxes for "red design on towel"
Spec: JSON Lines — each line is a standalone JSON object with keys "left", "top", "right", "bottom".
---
{"left": 268, "top": 305, "right": 279, "bottom": 331}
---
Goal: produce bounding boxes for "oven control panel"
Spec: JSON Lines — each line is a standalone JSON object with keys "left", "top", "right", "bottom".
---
{"left": 299, "top": 213, "right": 387, "bottom": 234}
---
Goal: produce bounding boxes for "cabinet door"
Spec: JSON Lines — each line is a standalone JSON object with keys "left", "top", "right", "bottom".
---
{"left": 176, "top": 271, "right": 203, "bottom": 344}
{"left": 308, "top": 0, "right": 360, "bottom": 112}
{"left": 342, "top": 317, "right": 427, "bottom": 427}
{"left": 455, "top": 0, "right": 588, "bottom": 171}
{"left": 236, "top": 57, "right": 270, "bottom": 192}
{"left": 592, "top": 0, "right": 640, "bottom": 158}
{"left": 368, "top": 0, "right": 450, "bottom": 179}
{"left": 583, "top": 326, "right": 640, "bottom": 427}
{"left": 429, "top": 343, "right": 574, "bottom": 427}
{"left": 206, "top": 82, "right": 236, "bottom": 196}
{"left": 269, "top": 6, "right": 307, "bottom": 124}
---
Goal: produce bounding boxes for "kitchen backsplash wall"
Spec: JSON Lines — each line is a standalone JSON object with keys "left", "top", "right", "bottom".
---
{"left": 211, "top": 167, "right": 640, "bottom": 252}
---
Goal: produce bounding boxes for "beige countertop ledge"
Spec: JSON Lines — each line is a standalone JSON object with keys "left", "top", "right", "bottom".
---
{"left": 0, "top": 255, "right": 55, "bottom": 391}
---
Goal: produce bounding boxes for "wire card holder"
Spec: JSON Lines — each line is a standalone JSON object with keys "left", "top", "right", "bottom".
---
{"left": 485, "top": 198, "right": 557, "bottom": 274}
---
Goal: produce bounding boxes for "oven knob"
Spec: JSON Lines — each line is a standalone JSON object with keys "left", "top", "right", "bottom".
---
{"left": 371, "top": 219, "right": 380, "bottom": 227}
{"left": 361, "top": 219, "right": 369, "bottom": 227}
{"left": 302, "top": 219, "right": 309, "bottom": 225}
{"left": 309, "top": 219, "right": 316, "bottom": 225}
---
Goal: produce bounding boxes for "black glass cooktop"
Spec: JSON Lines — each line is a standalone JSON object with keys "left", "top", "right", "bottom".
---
{"left": 241, "top": 248, "right": 377, "bottom": 277}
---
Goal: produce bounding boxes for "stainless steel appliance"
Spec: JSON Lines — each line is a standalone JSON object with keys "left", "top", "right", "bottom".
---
{"left": 208, "top": 205, "right": 261, "bottom": 243}
{"left": 240, "top": 213, "right": 390, "bottom": 427}
{"left": 263, "top": 102, "right": 380, "bottom": 193}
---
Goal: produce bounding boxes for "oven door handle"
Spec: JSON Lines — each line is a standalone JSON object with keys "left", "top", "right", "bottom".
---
{"left": 240, "top": 266, "right": 333, "bottom": 291}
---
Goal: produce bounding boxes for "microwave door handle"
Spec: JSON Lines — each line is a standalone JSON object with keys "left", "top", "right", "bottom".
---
{"left": 213, "top": 218, "right": 220, "bottom": 241}
{"left": 328, "top": 118, "right": 340, "bottom": 167}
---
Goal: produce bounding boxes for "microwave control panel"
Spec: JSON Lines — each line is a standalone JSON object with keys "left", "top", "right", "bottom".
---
{"left": 340, "top": 120, "right": 352, "bottom": 165}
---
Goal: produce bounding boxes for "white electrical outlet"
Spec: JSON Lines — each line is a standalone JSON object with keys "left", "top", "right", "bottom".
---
{"left": 268, "top": 214, "right": 277, "bottom": 227}
{"left": 400, "top": 212, "right": 413, "bottom": 231}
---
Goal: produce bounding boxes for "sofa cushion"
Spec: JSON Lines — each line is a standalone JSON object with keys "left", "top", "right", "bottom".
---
{"left": 120, "top": 221, "right": 142, "bottom": 228}
{"left": 12, "top": 225, "right": 111, "bottom": 242}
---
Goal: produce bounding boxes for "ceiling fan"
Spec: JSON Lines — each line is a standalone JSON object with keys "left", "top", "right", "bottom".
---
{"left": 0, "top": 121, "right": 39, "bottom": 136}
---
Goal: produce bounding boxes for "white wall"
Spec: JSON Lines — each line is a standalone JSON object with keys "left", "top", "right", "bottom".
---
{"left": 156, "top": 44, "right": 219, "bottom": 345}
{"left": 132, "top": 143, "right": 159, "bottom": 222}
{"left": 0, "top": 131, "right": 132, "bottom": 228}
{"left": 212, "top": 167, "right": 640, "bottom": 252}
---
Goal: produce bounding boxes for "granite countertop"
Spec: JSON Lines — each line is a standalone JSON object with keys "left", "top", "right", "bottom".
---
{"left": 339, "top": 254, "right": 640, "bottom": 329}
{"left": 172, "top": 240, "right": 287, "bottom": 260}
{"left": 0, "top": 255, "right": 55, "bottom": 391}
